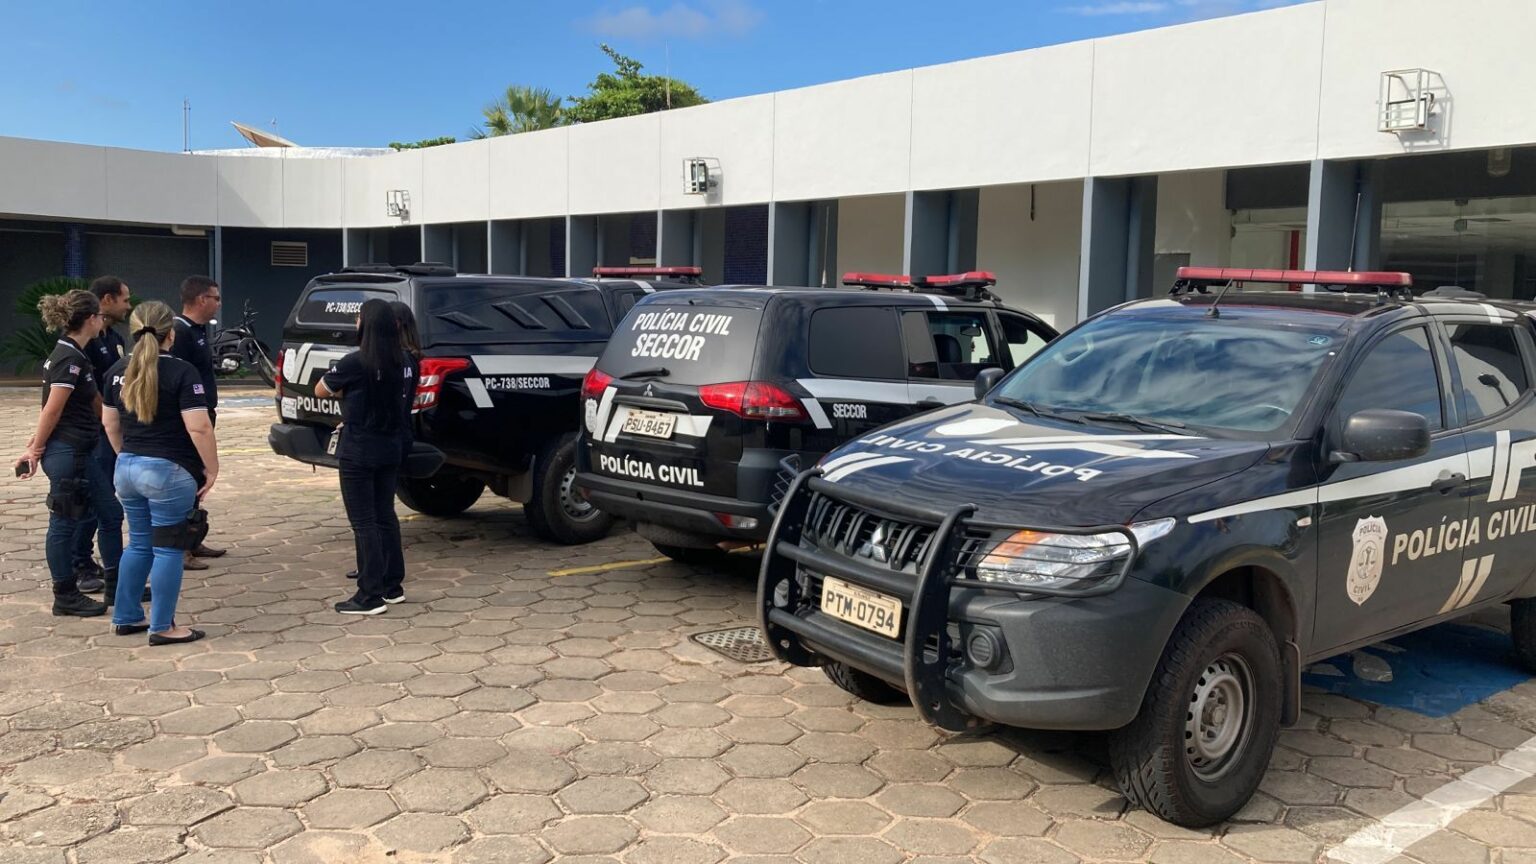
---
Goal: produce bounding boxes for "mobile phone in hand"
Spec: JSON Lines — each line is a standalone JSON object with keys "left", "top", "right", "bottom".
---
{"left": 14, "top": 461, "right": 29, "bottom": 477}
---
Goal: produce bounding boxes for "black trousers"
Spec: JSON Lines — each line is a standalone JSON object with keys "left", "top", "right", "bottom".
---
{"left": 338, "top": 453, "right": 404, "bottom": 602}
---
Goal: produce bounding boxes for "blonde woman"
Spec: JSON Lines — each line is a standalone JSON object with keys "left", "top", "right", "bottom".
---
{"left": 12, "top": 289, "right": 118, "bottom": 617}
{"left": 101, "top": 301, "right": 219, "bottom": 645}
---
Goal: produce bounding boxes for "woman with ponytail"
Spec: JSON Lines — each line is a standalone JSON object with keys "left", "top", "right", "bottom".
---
{"left": 12, "top": 289, "right": 119, "bottom": 617}
{"left": 100, "top": 301, "right": 218, "bottom": 645}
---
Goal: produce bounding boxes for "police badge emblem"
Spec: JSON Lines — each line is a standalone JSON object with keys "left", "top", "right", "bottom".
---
{"left": 1348, "top": 516, "right": 1388, "bottom": 606}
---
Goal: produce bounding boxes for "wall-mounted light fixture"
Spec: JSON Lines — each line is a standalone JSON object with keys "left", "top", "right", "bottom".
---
{"left": 683, "top": 157, "right": 720, "bottom": 196}
{"left": 386, "top": 190, "right": 411, "bottom": 221}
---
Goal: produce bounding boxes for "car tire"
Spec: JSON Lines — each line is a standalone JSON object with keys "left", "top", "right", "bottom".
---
{"left": 396, "top": 472, "right": 485, "bottom": 518}
{"left": 652, "top": 543, "right": 732, "bottom": 566}
{"left": 823, "top": 661, "right": 907, "bottom": 705}
{"left": 526, "top": 433, "right": 614, "bottom": 545}
{"left": 1511, "top": 598, "right": 1536, "bottom": 673}
{"left": 1108, "top": 598, "right": 1283, "bottom": 828}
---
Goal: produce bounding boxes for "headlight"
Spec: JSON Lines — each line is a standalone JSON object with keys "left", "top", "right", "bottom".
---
{"left": 973, "top": 518, "right": 1175, "bottom": 592}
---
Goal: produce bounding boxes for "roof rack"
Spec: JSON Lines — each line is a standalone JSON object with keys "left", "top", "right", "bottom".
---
{"left": 339, "top": 262, "right": 457, "bottom": 277}
{"left": 591, "top": 266, "right": 703, "bottom": 283}
{"left": 841, "top": 271, "right": 1001, "bottom": 302}
{"left": 1170, "top": 267, "right": 1414, "bottom": 301}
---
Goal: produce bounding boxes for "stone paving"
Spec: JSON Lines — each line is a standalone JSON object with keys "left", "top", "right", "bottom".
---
{"left": 1, "top": 387, "right": 1536, "bottom": 863}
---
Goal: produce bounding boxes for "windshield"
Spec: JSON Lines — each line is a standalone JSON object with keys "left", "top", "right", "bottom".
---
{"left": 992, "top": 313, "right": 1341, "bottom": 437}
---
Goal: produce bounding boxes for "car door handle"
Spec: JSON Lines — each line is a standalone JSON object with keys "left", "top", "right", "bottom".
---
{"left": 1431, "top": 473, "right": 1467, "bottom": 494}
{"left": 916, "top": 398, "right": 944, "bottom": 409}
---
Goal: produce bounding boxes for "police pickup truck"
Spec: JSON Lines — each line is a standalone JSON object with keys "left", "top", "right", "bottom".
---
{"left": 269, "top": 263, "right": 701, "bottom": 545}
{"left": 759, "top": 267, "right": 1536, "bottom": 826}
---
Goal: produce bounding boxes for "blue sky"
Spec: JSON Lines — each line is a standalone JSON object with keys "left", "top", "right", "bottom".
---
{"left": 1, "top": 0, "right": 1305, "bottom": 152}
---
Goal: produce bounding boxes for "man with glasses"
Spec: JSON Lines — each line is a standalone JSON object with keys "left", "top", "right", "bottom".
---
{"left": 171, "top": 275, "right": 225, "bottom": 566}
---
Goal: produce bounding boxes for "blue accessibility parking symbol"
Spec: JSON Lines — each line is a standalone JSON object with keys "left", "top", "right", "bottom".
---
{"left": 1303, "top": 623, "right": 1530, "bottom": 717}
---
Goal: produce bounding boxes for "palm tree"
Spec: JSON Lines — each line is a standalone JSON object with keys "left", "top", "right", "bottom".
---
{"left": 476, "top": 85, "right": 564, "bottom": 137}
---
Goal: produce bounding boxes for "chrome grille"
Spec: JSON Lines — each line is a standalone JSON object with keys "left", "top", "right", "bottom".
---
{"left": 804, "top": 492, "right": 935, "bottom": 572}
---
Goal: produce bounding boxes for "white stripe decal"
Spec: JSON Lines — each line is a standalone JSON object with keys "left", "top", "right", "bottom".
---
{"left": 1440, "top": 554, "right": 1496, "bottom": 614}
{"left": 984, "top": 434, "right": 1194, "bottom": 445}
{"left": 1326, "top": 735, "right": 1536, "bottom": 864}
{"left": 908, "top": 382, "right": 973, "bottom": 405}
{"left": 802, "top": 397, "right": 832, "bottom": 430}
{"left": 997, "top": 441, "right": 1197, "bottom": 460}
{"left": 825, "top": 455, "right": 912, "bottom": 482}
{"left": 465, "top": 378, "right": 494, "bottom": 409}
{"left": 922, "top": 294, "right": 947, "bottom": 310}
{"left": 472, "top": 355, "right": 596, "bottom": 376}
{"left": 821, "top": 451, "right": 886, "bottom": 472}
{"left": 1188, "top": 452, "right": 1474, "bottom": 524}
{"left": 1491, "top": 430, "right": 1513, "bottom": 502}
{"left": 798, "top": 378, "right": 912, "bottom": 403}
{"left": 593, "top": 386, "right": 618, "bottom": 440}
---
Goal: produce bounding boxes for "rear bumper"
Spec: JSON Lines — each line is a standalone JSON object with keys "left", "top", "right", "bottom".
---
{"left": 577, "top": 471, "right": 772, "bottom": 543}
{"left": 268, "top": 423, "right": 447, "bottom": 480}
{"left": 758, "top": 470, "right": 1184, "bottom": 732}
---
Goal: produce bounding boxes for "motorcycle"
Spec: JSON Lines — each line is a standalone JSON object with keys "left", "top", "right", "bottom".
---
{"left": 210, "top": 299, "right": 277, "bottom": 387}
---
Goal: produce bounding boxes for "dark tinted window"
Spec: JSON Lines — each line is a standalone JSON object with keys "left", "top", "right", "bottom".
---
{"left": 1449, "top": 324, "right": 1530, "bottom": 422}
{"left": 420, "top": 284, "right": 612, "bottom": 346}
{"left": 912, "top": 311, "right": 1000, "bottom": 380}
{"left": 295, "top": 288, "right": 398, "bottom": 328}
{"left": 998, "top": 313, "right": 1053, "bottom": 367}
{"left": 1336, "top": 327, "right": 1443, "bottom": 430}
{"left": 808, "top": 307, "right": 904, "bottom": 379}
{"left": 597, "top": 303, "right": 764, "bottom": 386}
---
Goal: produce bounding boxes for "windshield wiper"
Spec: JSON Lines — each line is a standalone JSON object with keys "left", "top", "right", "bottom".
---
{"left": 620, "top": 366, "right": 670, "bottom": 380}
{"left": 993, "top": 397, "right": 1084, "bottom": 425}
{"left": 1078, "top": 411, "right": 1189, "bottom": 435}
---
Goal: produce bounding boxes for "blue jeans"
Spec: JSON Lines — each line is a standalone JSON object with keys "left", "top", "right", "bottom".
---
{"left": 41, "top": 439, "right": 123, "bottom": 585}
{"left": 70, "top": 436, "right": 121, "bottom": 570}
{"left": 113, "top": 454, "right": 197, "bottom": 633}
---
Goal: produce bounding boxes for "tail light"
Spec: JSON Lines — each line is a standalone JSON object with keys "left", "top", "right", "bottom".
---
{"left": 274, "top": 351, "right": 285, "bottom": 391}
{"left": 582, "top": 368, "right": 614, "bottom": 402}
{"left": 416, "top": 357, "right": 471, "bottom": 411}
{"left": 698, "top": 381, "right": 807, "bottom": 421}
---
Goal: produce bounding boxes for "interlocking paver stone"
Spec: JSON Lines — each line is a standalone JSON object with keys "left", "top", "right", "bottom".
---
{"left": 559, "top": 777, "right": 649, "bottom": 814}
{"left": 468, "top": 794, "right": 562, "bottom": 834}
{"left": 73, "top": 827, "right": 187, "bottom": 864}
{"left": 392, "top": 767, "right": 489, "bottom": 813}
{"left": 125, "top": 786, "right": 234, "bottom": 825}
{"left": 192, "top": 807, "right": 302, "bottom": 849}
{"left": 374, "top": 813, "right": 469, "bottom": 853}
{"left": 9, "top": 803, "right": 119, "bottom": 846}
{"left": 543, "top": 815, "right": 640, "bottom": 855}
{"left": 332, "top": 750, "right": 423, "bottom": 788}
{"left": 302, "top": 789, "right": 399, "bottom": 829}
{"left": 713, "top": 816, "right": 813, "bottom": 854}
{"left": 231, "top": 769, "right": 329, "bottom": 807}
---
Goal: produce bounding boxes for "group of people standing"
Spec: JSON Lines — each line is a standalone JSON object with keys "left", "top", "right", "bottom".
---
{"left": 17, "top": 280, "right": 421, "bottom": 642}
{"left": 17, "top": 276, "right": 226, "bottom": 643}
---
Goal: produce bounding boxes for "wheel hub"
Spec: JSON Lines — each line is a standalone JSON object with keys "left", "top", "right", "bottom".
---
{"left": 1184, "top": 653, "right": 1253, "bottom": 781}
{"left": 559, "top": 466, "right": 596, "bottom": 521}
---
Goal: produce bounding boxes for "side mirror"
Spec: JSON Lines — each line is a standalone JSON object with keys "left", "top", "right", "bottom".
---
{"left": 1333, "top": 409, "right": 1430, "bottom": 463}
{"left": 975, "top": 368, "right": 1006, "bottom": 400}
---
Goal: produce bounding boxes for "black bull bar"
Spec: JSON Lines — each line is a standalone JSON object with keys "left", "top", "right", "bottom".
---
{"left": 756, "top": 467, "right": 1137, "bottom": 732}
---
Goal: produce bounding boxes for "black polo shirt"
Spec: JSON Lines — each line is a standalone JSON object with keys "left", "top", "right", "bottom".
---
{"left": 84, "top": 326, "right": 126, "bottom": 391}
{"left": 171, "top": 315, "right": 217, "bottom": 421}
{"left": 320, "top": 351, "right": 416, "bottom": 461}
{"left": 41, "top": 339, "right": 100, "bottom": 451}
{"left": 103, "top": 353, "right": 209, "bottom": 484}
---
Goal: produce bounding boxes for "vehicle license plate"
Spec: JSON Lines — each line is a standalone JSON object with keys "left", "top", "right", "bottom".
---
{"left": 621, "top": 409, "right": 677, "bottom": 439}
{"left": 325, "top": 430, "right": 339, "bottom": 456}
{"left": 820, "top": 576, "right": 902, "bottom": 638}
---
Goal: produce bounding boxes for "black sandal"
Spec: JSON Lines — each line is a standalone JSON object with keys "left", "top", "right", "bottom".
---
{"left": 148, "top": 628, "right": 205, "bottom": 646}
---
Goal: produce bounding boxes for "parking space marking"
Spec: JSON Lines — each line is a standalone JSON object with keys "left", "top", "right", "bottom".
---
{"left": 549, "top": 556, "right": 669, "bottom": 577}
{"left": 1327, "top": 734, "right": 1536, "bottom": 864}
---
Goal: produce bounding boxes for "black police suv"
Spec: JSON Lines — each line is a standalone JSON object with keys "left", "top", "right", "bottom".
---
{"left": 760, "top": 266, "right": 1536, "bottom": 826}
{"left": 575, "top": 272, "right": 1058, "bottom": 562}
{"left": 268, "top": 263, "right": 703, "bottom": 544}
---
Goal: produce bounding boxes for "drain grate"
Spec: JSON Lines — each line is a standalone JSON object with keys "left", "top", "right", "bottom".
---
{"left": 691, "top": 626, "right": 775, "bottom": 663}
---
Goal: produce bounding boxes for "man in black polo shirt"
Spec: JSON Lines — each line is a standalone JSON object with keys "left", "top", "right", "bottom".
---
{"left": 70, "top": 276, "right": 132, "bottom": 595}
{"left": 171, "top": 275, "right": 225, "bottom": 565}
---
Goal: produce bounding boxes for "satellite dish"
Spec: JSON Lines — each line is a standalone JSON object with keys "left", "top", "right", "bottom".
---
{"left": 231, "top": 121, "right": 298, "bottom": 148}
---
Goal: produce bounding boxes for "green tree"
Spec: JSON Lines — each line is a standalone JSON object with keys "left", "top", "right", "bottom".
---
{"left": 563, "top": 45, "right": 707, "bottom": 124}
{"left": 389, "top": 136, "right": 457, "bottom": 150}
{"left": 1, "top": 276, "right": 89, "bottom": 374}
{"left": 475, "top": 85, "right": 565, "bottom": 137}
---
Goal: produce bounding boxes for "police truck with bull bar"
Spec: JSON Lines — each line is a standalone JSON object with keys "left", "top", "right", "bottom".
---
{"left": 760, "top": 266, "right": 1536, "bottom": 825}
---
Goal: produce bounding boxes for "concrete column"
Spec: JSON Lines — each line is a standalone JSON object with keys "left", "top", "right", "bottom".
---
{"left": 905, "top": 190, "right": 979, "bottom": 278}
{"left": 342, "top": 228, "right": 371, "bottom": 266}
{"left": 1078, "top": 176, "right": 1158, "bottom": 319}
{"left": 1304, "top": 159, "right": 1384, "bottom": 275}
{"left": 769, "top": 201, "right": 811, "bottom": 286}
{"left": 488, "top": 220, "right": 522, "bottom": 274}
{"left": 421, "top": 224, "right": 453, "bottom": 265}
{"left": 566, "top": 215, "right": 598, "bottom": 278}
{"left": 1354, "top": 161, "right": 1384, "bottom": 272}
{"left": 659, "top": 210, "right": 698, "bottom": 267}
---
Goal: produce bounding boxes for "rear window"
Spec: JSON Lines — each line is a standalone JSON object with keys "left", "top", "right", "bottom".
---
{"left": 598, "top": 303, "right": 764, "bottom": 386}
{"left": 420, "top": 283, "right": 612, "bottom": 346}
{"left": 294, "top": 287, "right": 398, "bottom": 329}
{"left": 809, "top": 307, "right": 904, "bottom": 379}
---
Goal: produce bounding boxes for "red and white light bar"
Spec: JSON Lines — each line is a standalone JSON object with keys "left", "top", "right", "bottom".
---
{"left": 916, "top": 271, "right": 997, "bottom": 289}
{"left": 1176, "top": 267, "right": 1413, "bottom": 288}
{"left": 592, "top": 266, "right": 703, "bottom": 278}
{"left": 842, "top": 272, "right": 912, "bottom": 289}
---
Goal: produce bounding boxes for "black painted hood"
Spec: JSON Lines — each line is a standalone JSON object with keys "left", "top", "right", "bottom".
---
{"left": 816, "top": 404, "right": 1272, "bottom": 526}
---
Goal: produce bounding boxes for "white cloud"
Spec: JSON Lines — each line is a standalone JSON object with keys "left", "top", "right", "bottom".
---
{"left": 1063, "top": 1, "right": 1169, "bottom": 14}
{"left": 585, "top": 0, "right": 764, "bottom": 40}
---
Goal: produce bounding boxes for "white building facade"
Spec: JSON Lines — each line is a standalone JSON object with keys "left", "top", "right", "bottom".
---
{"left": 3, "top": 0, "right": 1535, "bottom": 345}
